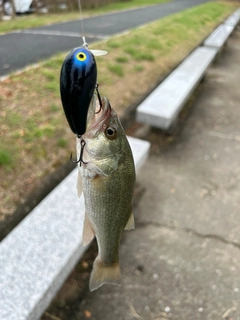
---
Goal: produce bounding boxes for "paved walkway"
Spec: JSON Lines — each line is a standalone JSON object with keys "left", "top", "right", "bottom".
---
{"left": 68, "top": 27, "right": 240, "bottom": 320}
{"left": 0, "top": 0, "right": 208, "bottom": 76}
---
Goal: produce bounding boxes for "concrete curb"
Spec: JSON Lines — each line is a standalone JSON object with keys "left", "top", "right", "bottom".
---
{"left": 136, "top": 9, "right": 240, "bottom": 130}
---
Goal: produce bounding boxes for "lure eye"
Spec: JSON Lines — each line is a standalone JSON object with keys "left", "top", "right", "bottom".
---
{"left": 76, "top": 52, "right": 87, "bottom": 61}
{"left": 105, "top": 126, "right": 117, "bottom": 140}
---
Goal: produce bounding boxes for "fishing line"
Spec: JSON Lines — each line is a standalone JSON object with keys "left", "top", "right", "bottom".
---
{"left": 77, "top": 0, "right": 87, "bottom": 47}
{"left": 76, "top": 0, "right": 102, "bottom": 113}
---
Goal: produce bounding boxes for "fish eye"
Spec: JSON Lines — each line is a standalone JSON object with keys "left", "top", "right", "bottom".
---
{"left": 76, "top": 52, "right": 87, "bottom": 61}
{"left": 105, "top": 126, "right": 117, "bottom": 139}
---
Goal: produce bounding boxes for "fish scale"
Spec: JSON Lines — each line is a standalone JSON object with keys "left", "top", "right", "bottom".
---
{"left": 77, "top": 97, "right": 136, "bottom": 291}
{"left": 84, "top": 164, "right": 133, "bottom": 262}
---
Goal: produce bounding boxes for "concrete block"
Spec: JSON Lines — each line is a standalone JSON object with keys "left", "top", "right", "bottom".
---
{"left": 224, "top": 13, "right": 240, "bottom": 28}
{"left": 234, "top": 8, "right": 240, "bottom": 17}
{"left": 127, "top": 136, "right": 150, "bottom": 172}
{"left": 0, "top": 136, "right": 150, "bottom": 320}
{"left": 204, "top": 24, "right": 234, "bottom": 51}
{"left": 136, "top": 47, "right": 218, "bottom": 130}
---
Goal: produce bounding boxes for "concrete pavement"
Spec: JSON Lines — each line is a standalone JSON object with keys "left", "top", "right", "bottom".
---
{"left": 0, "top": 0, "right": 209, "bottom": 76}
{"left": 69, "top": 26, "right": 240, "bottom": 320}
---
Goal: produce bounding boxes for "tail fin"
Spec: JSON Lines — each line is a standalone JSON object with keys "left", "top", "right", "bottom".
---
{"left": 89, "top": 257, "right": 121, "bottom": 291}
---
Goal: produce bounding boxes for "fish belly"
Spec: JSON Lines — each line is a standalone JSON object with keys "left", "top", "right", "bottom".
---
{"left": 84, "top": 163, "right": 134, "bottom": 263}
{"left": 82, "top": 156, "right": 135, "bottom": 291}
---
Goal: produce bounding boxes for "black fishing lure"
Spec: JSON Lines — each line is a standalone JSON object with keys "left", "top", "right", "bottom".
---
{"left": 60, "top": 47, "right": 97, "bottom": 136}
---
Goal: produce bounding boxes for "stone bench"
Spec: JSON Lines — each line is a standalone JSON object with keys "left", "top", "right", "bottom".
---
{"left": 204, "top": 8, "right": 240, "bottom": 50}
{"left": 0, "top": 136, "right": 150, "bottom": 320}
{"left": 136, "top": 46, "right": 218, "bottom": 130}
{"left": 224, "top": 11, "right": 240, "bottom": 28}
{"left": 136, "top": 9, "right": 239, "bottom": 131}
{"left": 235, "top": 8, "right": 240, "bottom": 16}
{"left": 204, "top": 24, "right": 234, "bottom": 51}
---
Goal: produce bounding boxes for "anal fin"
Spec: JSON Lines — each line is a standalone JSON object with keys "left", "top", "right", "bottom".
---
{"left": 124, "top": 212, "right": 135, "bottom": 230}
{"left": 82, "top": 214, "right": 95, "bottom": 246}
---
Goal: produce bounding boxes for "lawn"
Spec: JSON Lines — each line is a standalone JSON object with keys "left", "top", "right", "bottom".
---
{"left": 0, "top": 1, "right": 237, "bottom": 224}
{"left": 0, "top": 0, "right": 169, "bottom": 34}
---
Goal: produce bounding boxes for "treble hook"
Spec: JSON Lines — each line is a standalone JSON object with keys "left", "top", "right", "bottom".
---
{"left": 95, "top": 83, "right": 102, "bottom": 114}
{"left": 70, "top": 136, "right": 87, "bottom": 166}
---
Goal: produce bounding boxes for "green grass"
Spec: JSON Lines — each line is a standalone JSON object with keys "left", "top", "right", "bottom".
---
{"left": 91, "top": 0, "right": 169, "bottom": 13}
{"left": 42, "top": 70, "right": 57, "bottom": 81}
{"left": 106, "top": 1, "right": 235, "bottom": 61}
{"left": 0, "top": 150, "right": 11, "bottom": 167}
{"left": 0, "top": 0, "right": 169, "bottom": 34}
{"left": 7, "top": 112, "right": 22, "bottom": 126}
{"left": 136, "top": 52, "right": 155, "bottom": 61}
{"left": 44, "top": 81, "right": 59, "bottom": 93}
{"left": 107, "top": 64, "right": 124, "bottom": 77}
{"left": 43, "top": 56, "right": 64, "bottom": 69}
{"left": 106, "top": 41, "right": 121, "bottom": 49}
{"left": 115, "top": 56, "right": 129, "bottom": 63}
{"left": 133, "top": 65, "right": 144, "bottom": 72}
{"left": 57, "top": 138, "right": 68, "bottom": 148}
{"left": 123, "top": 46, "right": 139, "bottom": 57}
{"left": 49, "top": 104, "right": 59, "bottom": 112}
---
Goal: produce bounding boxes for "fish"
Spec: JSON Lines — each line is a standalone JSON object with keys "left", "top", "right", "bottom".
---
{"left": 77, "top": 95, "right": 136, "bottom": 291}
{"left": 60, "top": 46, "right": 97, "bottom": 136}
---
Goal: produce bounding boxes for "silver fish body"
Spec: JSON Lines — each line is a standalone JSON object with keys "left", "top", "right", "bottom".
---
{"left": 77, "top": 97, "right": 136, "bottom": 291}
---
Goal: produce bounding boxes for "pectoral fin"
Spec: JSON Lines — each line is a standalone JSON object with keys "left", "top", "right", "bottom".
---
{"left": 124, "top": 212, "right": 135, "bottom": 230}
{"left": 82, "top": 214, "right": 95, "bottom": 246}
{"left": 92, "top": 154, "right": 123, "bottom": 176}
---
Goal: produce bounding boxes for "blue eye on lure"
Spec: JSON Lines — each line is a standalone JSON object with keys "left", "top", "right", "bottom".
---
{"left": 60, "top": 47, "right": 97, "bottom": 136}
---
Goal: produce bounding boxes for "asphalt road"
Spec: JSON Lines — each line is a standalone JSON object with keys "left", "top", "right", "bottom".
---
{"left": 0, "top": 0, "right": 209, "bottom": 77}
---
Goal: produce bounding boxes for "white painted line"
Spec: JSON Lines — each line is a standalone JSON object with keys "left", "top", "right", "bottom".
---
{"left": 19, "top": 29, "right": 109, "bottom": 39}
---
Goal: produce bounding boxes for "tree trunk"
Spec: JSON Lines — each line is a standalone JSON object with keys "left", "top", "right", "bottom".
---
{"left": 31, "top": 0, "right": 38, "bottom": 13}
{"left": 10, "top": 0, "right": 16, "bottom": 16}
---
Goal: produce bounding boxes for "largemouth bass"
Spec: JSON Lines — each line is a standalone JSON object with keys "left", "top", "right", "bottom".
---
{"left": 77, "top": 96, "right": 136, "bottom": 291}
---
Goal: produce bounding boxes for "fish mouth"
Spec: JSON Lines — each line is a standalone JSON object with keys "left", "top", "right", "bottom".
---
{"left": 86, "top": 94, "right": 112, "bottom": 133}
